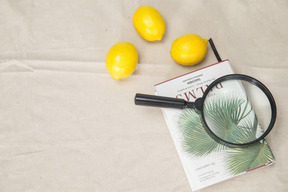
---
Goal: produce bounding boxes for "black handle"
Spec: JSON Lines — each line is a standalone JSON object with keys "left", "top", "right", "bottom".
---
{"left": 135, "top": 93, "right": 195, "bottom": 109}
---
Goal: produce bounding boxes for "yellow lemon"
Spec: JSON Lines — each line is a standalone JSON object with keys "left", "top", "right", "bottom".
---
{"left": 133, "top": 6, "right": 166, "bottom": 41}
{"left": 170, "top": 34, "right": 208, "bottom": 66}
{"left": 105, "top": 42, "right": 138, "bottom": 80}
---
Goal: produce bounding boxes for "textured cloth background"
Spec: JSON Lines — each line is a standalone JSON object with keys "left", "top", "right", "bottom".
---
{"left": 0, "top": 0, "right": 287, "bottom": 191}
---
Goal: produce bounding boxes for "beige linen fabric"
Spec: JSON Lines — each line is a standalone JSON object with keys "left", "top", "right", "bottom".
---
{"left": 0, "top": 0, "right": 287, "bottom": 191}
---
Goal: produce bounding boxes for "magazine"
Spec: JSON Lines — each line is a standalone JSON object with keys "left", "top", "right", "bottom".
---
{"left": 154, "top": 60, "right": 275, "bottom": 191}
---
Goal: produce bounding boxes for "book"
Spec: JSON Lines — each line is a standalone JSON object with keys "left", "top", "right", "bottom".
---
{"left": 154, "top": 60, "right": 275, "bottom": 191}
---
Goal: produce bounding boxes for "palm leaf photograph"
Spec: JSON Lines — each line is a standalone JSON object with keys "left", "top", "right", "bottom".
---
{"left": 178, "top": 109, "right": 227, "bottom": 157}
{"left": 203, "top": 95, "right": 256, "bottom": 144}
{"left": 178, "top": 94, "right": 274, "bottom": 176}
{"left": 226, "top": 142, "right": 275, "bottom": 175}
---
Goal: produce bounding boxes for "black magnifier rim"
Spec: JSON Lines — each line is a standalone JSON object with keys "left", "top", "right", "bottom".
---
{"left": 199, "top": 74, "right": 277, "bottom": 147}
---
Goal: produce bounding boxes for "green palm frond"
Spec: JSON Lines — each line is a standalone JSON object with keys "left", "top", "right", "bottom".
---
{"left": 177, "top": 93, "right": 274, "bottom": 176}
{"left": 235, "top": 114, "right": 258, "bottom": 143}
{"left": 178, "top": 109, "right": 227, "bottom": 157}
{"left": 203, "top": 95, "right": 257, "bottom": 144}
{"left": 204, "top": 94, "right": 247, "bottom": 124}
{"left": 226, "top": 141, "right": 275, "bottom": 175}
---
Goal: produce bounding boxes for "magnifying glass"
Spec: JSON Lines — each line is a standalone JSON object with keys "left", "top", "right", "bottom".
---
{"left": 135, "top": 74, "right": 277, "bottom": 148}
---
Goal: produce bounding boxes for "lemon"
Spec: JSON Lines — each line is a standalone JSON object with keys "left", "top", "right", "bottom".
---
{"left": 133, "top": 6, "right": 166, "bottom": 41}
{"left": 170, "top": 34, "right": 208, "bottom": 66}
{"left": 105, "top": 42, "right": 138, "bottom": 80}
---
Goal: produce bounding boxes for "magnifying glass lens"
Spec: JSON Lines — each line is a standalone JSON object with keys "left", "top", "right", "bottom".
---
{"left": 202, "top": 79, "right": 273, "bottom": 145}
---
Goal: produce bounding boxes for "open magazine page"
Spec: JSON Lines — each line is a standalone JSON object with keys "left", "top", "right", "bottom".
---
{"left": 155, "top": 60, "right": 275, "bottom": 191}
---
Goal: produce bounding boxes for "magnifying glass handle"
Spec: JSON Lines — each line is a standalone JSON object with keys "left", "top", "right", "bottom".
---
{"left": 135, "top": 93, "right": 195, "bottom": 109}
